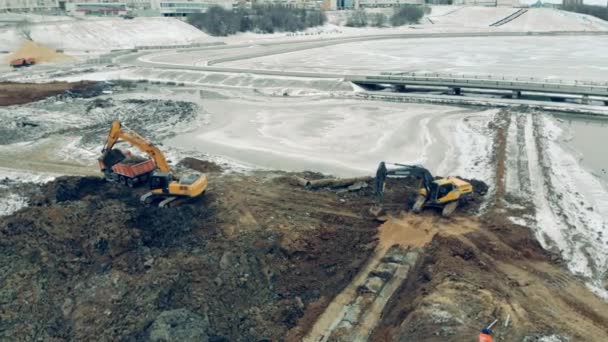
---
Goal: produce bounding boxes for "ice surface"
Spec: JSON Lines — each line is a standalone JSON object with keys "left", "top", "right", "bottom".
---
{"left": 222, "top": 36, "right": 608, "bottom": 82}
{"left": 166, "top": 96, "right": 495, "bottom": 178}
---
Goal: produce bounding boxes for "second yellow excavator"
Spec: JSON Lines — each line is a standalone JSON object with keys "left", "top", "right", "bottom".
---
{"left": 99, "top": 121, "right": 208, "bottom": 207}
{"left": 374, "top": 162, "right": 474, "bottom": 217}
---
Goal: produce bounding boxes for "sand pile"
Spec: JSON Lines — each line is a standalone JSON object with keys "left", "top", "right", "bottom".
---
{"left": 5, "top": 40, "right": 71, "bottom": 64}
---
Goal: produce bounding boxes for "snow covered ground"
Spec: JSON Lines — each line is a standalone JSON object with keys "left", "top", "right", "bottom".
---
{"left": 504, "top": 112, "right": 608, "bottom": 299}
{"left": 0, "top": 17, "right": 215, "bottom": 53}
{"left": 1, "top": 6, "right": 604, "bottom": 58}
{"left": 221, "top": 35, "right": 608, "bottom": 82}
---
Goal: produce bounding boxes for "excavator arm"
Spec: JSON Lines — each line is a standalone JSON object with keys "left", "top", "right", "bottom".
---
{"left": 101, "top": 121, "right": 171, "bottom": 173}
{"left": 374, "top": 162, "right": 435, "bottom": 200}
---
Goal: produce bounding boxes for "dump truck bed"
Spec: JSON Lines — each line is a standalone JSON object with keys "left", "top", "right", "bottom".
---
{"left": 112, "top": 159, "right": 155, "bottom": 178}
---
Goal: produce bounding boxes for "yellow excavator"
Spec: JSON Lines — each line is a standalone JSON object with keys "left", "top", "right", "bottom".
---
{"left": 99, "top": 121, "right": 208, "bottom": 207}
{"left": 374, "top": 162, "right": 474, "bottom": 217}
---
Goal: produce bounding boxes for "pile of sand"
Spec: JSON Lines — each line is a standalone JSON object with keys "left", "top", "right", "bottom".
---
{"left": 5, "top": 40, "right": 71, "bottom": 65}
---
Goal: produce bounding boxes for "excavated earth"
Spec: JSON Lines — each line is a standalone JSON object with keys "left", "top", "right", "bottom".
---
{"left": 0, "top": 169, "right": 379, "bottom": 341}
{"left": 0, "top": 81, "right": 101, "bottom": 106}
{"left": 2, "top": 163, "right": 607, "bottom": 341}
{"left": 1, "top": 85, "right": 608, "bottom": 341}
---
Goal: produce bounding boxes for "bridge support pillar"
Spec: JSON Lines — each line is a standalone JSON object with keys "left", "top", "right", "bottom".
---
{"left": 512, "top": 90, "right": 522, "bottom": 99}
{"left": 449, "top": 87, "right": 461, "bottom": 95}
{"left": 394, "top": 85, "right": 407, "bottom": 93}
{"left": 582, "top": 95, "right": 590, "bottom": 105}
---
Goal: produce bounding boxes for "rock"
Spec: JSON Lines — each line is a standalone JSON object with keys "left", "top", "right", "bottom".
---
{"left": 219, "top": 252, "right": 232, "bottom": 270}
{"left": 148, "top": 308, "right": 209, "bottom": 342}
{"left": 359, "top": 276, "right": 385, "bottom": 294}
{"left": 61, "top": 298, "right": 74, "bottom": 317}
{"left": 348, "top": 181, "right": 368, "bottom": 192}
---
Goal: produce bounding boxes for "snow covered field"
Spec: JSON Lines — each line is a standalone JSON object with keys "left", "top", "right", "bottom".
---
{"left": 504, "top": 112, "right": 608, "bottom": 298}
{"left": 222, "top": 35, "right": 608, "bottom": 81}
{"left": 0, "top": 17, "right": 214, "bottom": 53}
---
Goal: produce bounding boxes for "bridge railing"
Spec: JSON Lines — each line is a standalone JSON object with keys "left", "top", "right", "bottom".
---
{"left": 375, "top": 72, "right": 608, "bottom": 87}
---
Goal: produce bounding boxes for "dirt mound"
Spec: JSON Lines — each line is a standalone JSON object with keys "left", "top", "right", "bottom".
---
{"left": 178, "top": 157, "right": 223, "bottom": 173}
{"left": 0, "top": 173, "right": 377, "bottom": 341}
{"left": 0, "top": 81, "right": 96, "bottom": 106}
{"left": 5, "top": 40, "right": 71, "bottom": 64}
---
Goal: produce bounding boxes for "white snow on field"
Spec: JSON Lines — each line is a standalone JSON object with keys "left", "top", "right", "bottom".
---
{"left": 500, "top": 8, "right": 608, "bottom": 31}
{"left": 0, "top": 193, "right": 27, "bottom": 217}
{"left": 0, "top": 167, "right": 57, "bottom": 183}
{"left": 0, "top": 17, "right": 214, "bottom": 52}
{"left": 450, "top": 109, "right": 496, "bottom": 183}
{"left": 222, "top": 35, "right": 608, "bottom": 82}
{"left": 428, "top": 7, "right": 608, "bottom": 31}
{"left": 526, "top": 114, "right": 608, "bottom": 299}
{"left": 0, "top": 13, "right": 75, "bottom": 23}
{"left": 428, "top": 6, "right": 517, "bottom": 27}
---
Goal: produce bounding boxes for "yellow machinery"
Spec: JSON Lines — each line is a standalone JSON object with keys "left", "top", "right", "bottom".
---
{"left": 100, "top": 121, "right": 208, "bottom": 207}
{"left": 374, "top": 162, "right": 474, "bottom": 217}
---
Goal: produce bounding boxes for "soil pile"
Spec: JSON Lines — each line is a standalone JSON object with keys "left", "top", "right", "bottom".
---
{"left": 5, "top": 40, "right": 71, "bottom": 65}
{"left": 0, "top": 172, "right": 377, "bottom": 341}
{"left": 178, "top": 157, "right": 224, "bottom": 174}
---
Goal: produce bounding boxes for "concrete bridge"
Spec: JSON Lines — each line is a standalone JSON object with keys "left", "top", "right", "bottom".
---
{"left": 348, "top": 73, "right": 608, "bottom": 104}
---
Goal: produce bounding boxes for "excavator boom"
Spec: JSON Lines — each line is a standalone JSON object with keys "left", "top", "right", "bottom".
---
{"left": 101, "top": 121, "right": 171, "bottom": 172}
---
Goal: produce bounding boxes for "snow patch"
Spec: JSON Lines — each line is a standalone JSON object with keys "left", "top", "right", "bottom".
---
{"left": 0, "top": 193, "right": 27, "bottom": 217}
{"left": 528, "top": 114, "right": 608, "bottom": 299}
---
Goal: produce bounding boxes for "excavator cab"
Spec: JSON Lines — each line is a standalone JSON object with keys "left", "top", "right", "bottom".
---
{"left": 149, "top": 172, "right": 172, "bottom": 193}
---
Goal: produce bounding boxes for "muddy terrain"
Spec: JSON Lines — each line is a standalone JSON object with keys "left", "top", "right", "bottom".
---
{"left": 1, "top": 81, "right": 607, "bottom": 341}
{"left": 1, "top": 158, "right": 607, "bottom": 341}
{"left": 0, "top": 81, "right": 102, "bottom": 106}
{"left": 0, "top": 169, "right": 379, "bottom": 341}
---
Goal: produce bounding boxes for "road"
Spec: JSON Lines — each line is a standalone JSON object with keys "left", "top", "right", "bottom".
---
{"left": 114, "top": 31, "right": 608, "bottom": 104}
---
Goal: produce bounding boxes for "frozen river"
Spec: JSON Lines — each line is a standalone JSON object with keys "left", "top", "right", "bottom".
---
{"left": 166, "top": 95, "right": 496, "bottom": 180}
{"left": 222, "top": 36, "right": 608, "bottom": 82}
{"left": 556, "top": 115, "right": 608, "bottom": 183}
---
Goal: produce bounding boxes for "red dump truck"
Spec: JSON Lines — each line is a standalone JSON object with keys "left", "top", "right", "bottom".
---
{"left": 10, "top": 58, "right": 36, "bottom": 68}
{"left": 99, "top": 157, "right": 156, "bottom": 188}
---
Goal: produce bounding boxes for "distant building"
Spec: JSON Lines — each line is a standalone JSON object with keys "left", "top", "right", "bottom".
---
{"left": 125, "top": 0, "right": 153, "bottom": 9}
{"left": 150, "top": 0, "right": 232, "bottom": 16}
{"left": 359, "top": 0, "right": 423, "bottom": 8}
{"left": 66, "top": 2, "right": 128, "bottom": 16}
{"left": 451, "top": 0, "right": 519, "bottom": 6}
{"left": 252, "top": 0, "right": 324, "bottom": 8}
{"left": 0, "top": 0, "right": 59, "bottom": 12}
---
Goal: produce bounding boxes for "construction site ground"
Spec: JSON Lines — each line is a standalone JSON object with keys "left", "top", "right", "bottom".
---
{"left": 1, "top": 83, "right": 608, "bottom": 341}
{"left": 0, "top": 81, "right": 94, "bottom": 106}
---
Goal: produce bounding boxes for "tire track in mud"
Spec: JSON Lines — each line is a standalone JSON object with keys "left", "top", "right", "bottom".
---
{"left": 501, "top": 108, "right": 608, "bottom": 297}
{"left": 531, "top": 115, "right": 608, "bottom": 294}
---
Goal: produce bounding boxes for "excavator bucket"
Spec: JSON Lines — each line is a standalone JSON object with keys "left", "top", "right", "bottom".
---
{"left": 102, "top": 149, "right": 126, "bottom": 167}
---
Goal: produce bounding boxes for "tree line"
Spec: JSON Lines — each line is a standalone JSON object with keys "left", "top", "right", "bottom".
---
{"left": 345, "top": 5, "right": 429, "bottom": 28}
{"left": 562, "top": 3, "right": 608, "bottom": 22}
{"left": 188, "top": 5, "right": 327, "bottom": 36}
